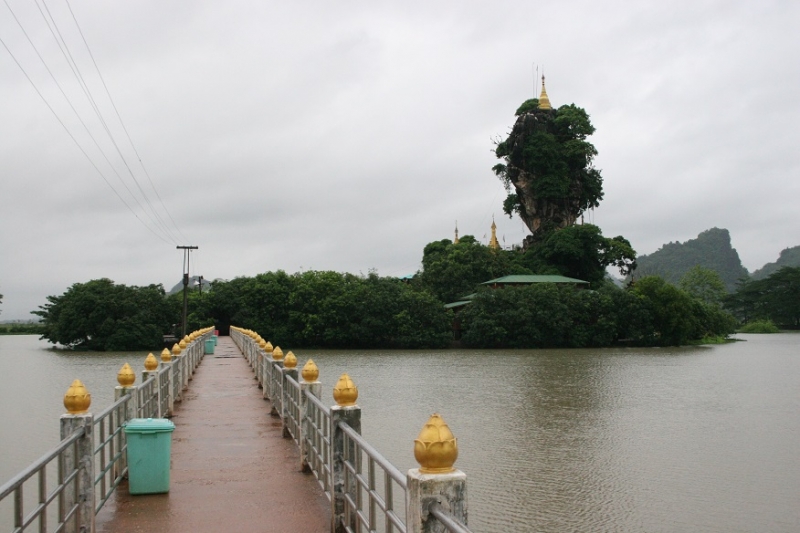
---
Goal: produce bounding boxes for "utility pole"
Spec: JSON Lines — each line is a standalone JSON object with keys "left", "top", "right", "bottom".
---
{"left": 177, "top": 246, "right": 198, "bottom": 337}
{"left": 198, "top": 275, "right": 204, "bottom": 295}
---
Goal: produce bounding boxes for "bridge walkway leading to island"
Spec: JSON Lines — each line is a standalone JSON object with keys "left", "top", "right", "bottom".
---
{"left": 95, "top": 336, "right": 330, "bottom": 533}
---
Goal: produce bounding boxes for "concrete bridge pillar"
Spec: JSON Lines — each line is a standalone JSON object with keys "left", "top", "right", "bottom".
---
{"left": 61, "top": 380, "right": 95, "bottom": 533}
{"left": 299, "top": 359, "right": 321, "bottom": 473}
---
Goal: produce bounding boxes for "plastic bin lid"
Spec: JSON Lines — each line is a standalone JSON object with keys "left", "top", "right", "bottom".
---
{"left": 124, "top": 418, "right": 175, "bottom": 433}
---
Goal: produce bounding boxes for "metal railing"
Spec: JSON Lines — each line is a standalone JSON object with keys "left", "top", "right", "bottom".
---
{"left": 305, "top": 392, "right": 332, "bottom": 499}
{"left": 1, "top": 328, "right": 213, "bottom": 533}
{"left": 137, "top": 376, "right": 159, "bottom": 419}
{"left": 231, "top": 327, "right": 471, "bottom": 533}
{"left": 172, "top": 353, "right": 184, "bottom": 404}
{"left": 157, "top": 364, "right": 171, "bottom": 418}
{"left": 0, "top": 428, "right": 85, "bottom": 533}
{"left": 283, "top": 375, "right": 302, "bottom": 446}
{"left": 93, "top": 395, "right": 131, "bottom": 513}
{"left": 340, "top": 421, "right": 407, "bottom": 533}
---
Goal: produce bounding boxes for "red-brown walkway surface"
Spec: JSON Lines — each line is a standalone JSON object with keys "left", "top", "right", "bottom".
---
{"left": 96, "top": 336, "right": 330, "bottom": 533}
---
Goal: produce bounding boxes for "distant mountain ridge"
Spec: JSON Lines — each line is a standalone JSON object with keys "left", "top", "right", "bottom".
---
{"left": 167, "top": 276, "right": 212, "bottom": 295}
{"left": 633, "top": 228, "right": 748, "bottom": 291}
{"left": 750, "top": 245, "right": 800, "bottom": 280}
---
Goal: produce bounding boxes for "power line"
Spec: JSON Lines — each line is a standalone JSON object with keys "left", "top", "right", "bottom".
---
{"left": 64, "top": 0, "right": 189, "bottom": 243}
{"left": 35, "top": 0, "right": 181, "bottom": 244}
{"left": 0, "top": 0, "right": 186, "bottom": 244}
{"left": 0, "top": 31, "right": 171, "bottom": 244}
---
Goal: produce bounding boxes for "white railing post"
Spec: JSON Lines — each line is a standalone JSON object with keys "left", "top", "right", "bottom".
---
{"left": 61, "top": 380, "right": 95, "bottom": 533}
{"left": 270, "top": 358, "right": 285, "bottom": 417}
{"left": 299, "top": 360, "right": 321, "bottom": 473}
{"left": 161, "top": 359, "right": 175, "bottom": 418}
{"left": 406, "top": 414, "right": 468, "bottom": 533}
{"left": 262, "top": 349, "right": 274, "bottom": 400}
{"left": 142, "top": 353, "right": 161, "bottom": 418}
{"left": 113, "top": 364, "right": 137, "bottom": 479}
{"left": 330, "top": 374, "right": 360, "bottom": 533}
{"left": 280, "top": 364, "right": 297, "bottom": 438}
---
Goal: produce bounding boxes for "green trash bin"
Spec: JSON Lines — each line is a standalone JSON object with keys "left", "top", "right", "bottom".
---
{"left": 204, "top": 338, "right": 215, "bottom": 354}
{"left": 124, "top": 418, "right": 175, "bottom": 494}
{"left": 212, "top": 334, "right": 218, "bottom": 346}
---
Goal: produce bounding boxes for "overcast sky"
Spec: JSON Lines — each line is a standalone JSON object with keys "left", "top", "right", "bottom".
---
{"left": 1, "top": 0, "right": 798, "bottom": 320}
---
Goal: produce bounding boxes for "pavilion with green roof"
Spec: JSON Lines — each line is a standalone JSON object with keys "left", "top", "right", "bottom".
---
{"left": 445, "top": 275, "right": 588, "bottom": 311}
{"left": 481, "top": 275, "right": 589, "bottom": 287}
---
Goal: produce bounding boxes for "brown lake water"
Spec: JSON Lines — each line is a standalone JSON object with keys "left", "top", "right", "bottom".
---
{"left": 2, "top": 334, "right": 798, "bottom": 532}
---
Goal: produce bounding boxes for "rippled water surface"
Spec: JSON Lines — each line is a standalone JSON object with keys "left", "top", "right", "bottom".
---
{"left": 2, "top": 334, "right": 799, "bottom": 532}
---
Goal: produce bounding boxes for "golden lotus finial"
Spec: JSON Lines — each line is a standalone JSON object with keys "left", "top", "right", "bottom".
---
{"left": 265, "top": 341, "right": 273, "bottom": 352}
{"left": 172, "top": 343, "right": 182, "bottom": 356}
{"left": 161, "top": 348, "right": 172, "bottom": 362}
{"left": 333, "top": 373, "right": 358, "bottom": 406}
{"left": 272, "top": 346, "right": 284, "bottom": 361}
{"left": 258, "top": 339, "right": 267, "bottom": 350}
{"left": 179, "top": 337, "right": 187, "bottom": 350}
{"left": 64, "top": 379, "right": 91, "bottom": 414}
{"left": 144, "top": 353, "right": 158, "bottom": 371}
{"left": 117, "top": 363, "right": 135, "bottom": 387}
{"left": 301, "top": 359, "right": 319, "bottom": 382}
{"left": 414, "top": 413, "right": 458, "bottom": 474}
{"left": 284, "top": 351, "right": 297, "bottom": 369}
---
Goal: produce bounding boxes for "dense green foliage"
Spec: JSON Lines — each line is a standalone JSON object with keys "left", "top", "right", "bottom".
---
{"left": 724, "top": 267, "right": 800, "bottom": 328}
{"left": 419, "top": 225, "right": 636, "bottom": 303}
{"left": 750, "top": 245, "right": 800, "bottom": 280}
{"left": 634, "top": 228, "right": 748, "bottom": 291}
{"left": 519, "top": 224, "right": 636, "bottom": 285}
{"left": 34, "top": 279, "right": 173, "bottom": 350}
{"left": 181, "top": 271, "right": 452, "bottom": 349}
{"left": 737, "top": 319, "right": 779, "bottom": 333}
{"left": 418, "top": 236, "right": 530, "bottom": 303}
{"left": 679, "top": 266, "right": 727, "bottom": 306}
{"left": 631, "top": 276, "right": 737, "bottom": 345}
{"left": 493, "top": 101, "right": 604, "bottom": 238}
{"left": 459, "top": 278, "right": 736, "bottom": 348}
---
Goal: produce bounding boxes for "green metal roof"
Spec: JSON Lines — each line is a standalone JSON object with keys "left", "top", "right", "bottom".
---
{"left": 444, "top": 300, "right": 472, "bottom": 309}
{"left": 481, "top": 275, "right": 588, "bottom": 285}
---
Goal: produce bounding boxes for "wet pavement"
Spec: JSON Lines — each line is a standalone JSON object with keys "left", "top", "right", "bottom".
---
{"left": 96, "top": 336, "right": 330, "bottom": 533}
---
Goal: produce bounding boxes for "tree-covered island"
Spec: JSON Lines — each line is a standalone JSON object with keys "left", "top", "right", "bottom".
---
{"left": 35, "top": 81, "right": 793, "bottom": 351}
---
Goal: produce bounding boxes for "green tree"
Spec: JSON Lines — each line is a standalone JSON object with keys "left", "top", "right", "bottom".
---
{"left": 521, "top": 224, "right": 636, "bottom": 286}
{"left": 679, "top": 266, "right": 727, "bottom": 306}
{"left": 493, "top": 99, "right": 604, "bottom": 240}
{"left": 727, "top": 267, "right": 800, "bottom": 328}
{"left": 204, "top": 270, "right": 451, "bottom": 348}
{"left": 33, "top": 279, "right": 173, "bottom": 350}
{"left": 459, "top": 282, "right": 655, "bottom": 348}
{"left": 759, "top": 267, "right": 800, "bottom": 327}
{"left": 632, "top": 276, "right": 736, "bottom": 345}
{"left": 418, "top": 236, "right": 530, "bottom": 303}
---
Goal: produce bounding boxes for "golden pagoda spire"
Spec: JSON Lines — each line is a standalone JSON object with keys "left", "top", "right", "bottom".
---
{"left": 489, "top": 216, "right": 500, "bottom": 250}
{"left": 454, "top": 220, "right": 459, "bottom": 244}
{"left": 538, "top": 74, "right": 552, "bottom": 110}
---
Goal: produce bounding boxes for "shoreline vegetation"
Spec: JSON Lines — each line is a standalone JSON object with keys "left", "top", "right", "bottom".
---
{"left": 28, "top": 260, "right": 798, "bottom": 352}
{"left": 0, "top": 324, "right": 45, "bottom": 335}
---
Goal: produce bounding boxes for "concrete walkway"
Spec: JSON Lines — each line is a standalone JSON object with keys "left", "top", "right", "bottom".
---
{"left": 96, "top": 336, "right": 330, "bottom": 533}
